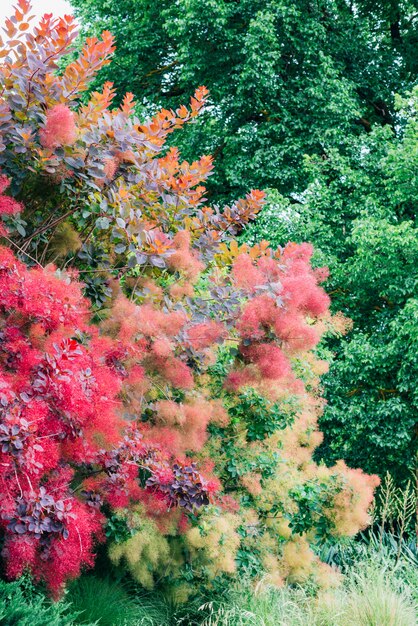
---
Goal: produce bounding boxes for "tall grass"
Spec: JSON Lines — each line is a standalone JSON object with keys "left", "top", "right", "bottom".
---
{"left": 66, "top": 575, "right": 173, "bottom": 626}
{"left": 194, "top": 559, "right": 417, "bottom": 626}
{"left": 66, "top": 576, "right": 132, "bottom": 625}
{"left": 63, "top": 553, "right": 417, "bottom": 625}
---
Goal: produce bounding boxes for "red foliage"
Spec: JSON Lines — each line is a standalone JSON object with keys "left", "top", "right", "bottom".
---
{"left": 227, "top": 244, "right": 331, "bottom": 391}
{"left": 0, "top": 195, "right": 23, "bottom": 216}
{"left": 224, "top": 369, "right": 255, "bottom": 392}
{"left": 39, "top": 105, "right": 77, "bottom": 149}
{"left": 232, "top": 254, "right": 264, "bottom": 291}
{"left": 2, "top": 475, "right": 103, "bottom": 599}
{"left": 167, "top": 230, "right": 204, "bottom": 281}
{"left": 0, "top": 175, "right": 23, "bottom": 236}
{"left": 186, "top": 321, "right": 226, "bottom": 350}
{"left": 0, "top": 247, "right": 217, "bottom": 595}
{"left": 103, "top": 156, "right": 118, "bottom": 180}
{"left": 237, "top": 294, "right": 279, "bottom": 340}
{"left": 274, "top": 311, "right": 320, "bottom": 351}
{"left": 241, "top": 343, "right": 291, "bottom": 380}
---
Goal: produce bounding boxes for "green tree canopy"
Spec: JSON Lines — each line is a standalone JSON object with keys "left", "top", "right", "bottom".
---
{"left": 71, "top": 0, "right": 417, "bottom": 200}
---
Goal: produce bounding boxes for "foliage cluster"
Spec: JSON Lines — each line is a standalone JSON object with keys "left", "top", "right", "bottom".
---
{"left": 70, "top": 0, "right": 418, "bottom": 202}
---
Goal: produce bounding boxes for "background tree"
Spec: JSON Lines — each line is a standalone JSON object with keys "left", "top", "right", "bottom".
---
{"left": 71, "top": 0, "right": 418, "bottom": 201}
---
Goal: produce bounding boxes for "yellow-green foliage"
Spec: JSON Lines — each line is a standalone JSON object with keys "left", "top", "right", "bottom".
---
{"left": 109, "top": 507, "right": 173, "bottom": 590}
{"left": 48, "top": 222, "right": 81, "bottom": 260}
{"left": 184, "top": 509, "right": 241, "bottom": 579}
{"left": 109, "top": 506, "right": 242, "bottom": 594}
{"left": 201, "top": 340, "right": 379, "bottom": 593}
{"left": 110, "top": 283, "right": 378, "bottom": 598}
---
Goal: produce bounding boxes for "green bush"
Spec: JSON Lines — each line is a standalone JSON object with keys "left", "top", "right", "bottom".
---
{"left": 243, "top": 108, "right": 418, "bottom": 483}
{"left": 66, "top": 575, "right": 175, "bottom": 626}
{"left": 0, "top": 577, "right": 85, "bottom": 626}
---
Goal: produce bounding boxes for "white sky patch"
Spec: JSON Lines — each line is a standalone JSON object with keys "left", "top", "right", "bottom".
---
{"left": 0, "top": 0, "right": 73, "bottom": 27}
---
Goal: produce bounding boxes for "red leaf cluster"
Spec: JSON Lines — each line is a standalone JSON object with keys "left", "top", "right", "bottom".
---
{"left": 0, "top": 176, "right": 23, "bottom": 235}
{"left": 227, "top": 244, "right": 330, "bottom": 392}
{"left": 39, "top": 105, "right": 77, "bottom": 149}
{"left": 0, "top": 247, "right": 216, "bottom": 595}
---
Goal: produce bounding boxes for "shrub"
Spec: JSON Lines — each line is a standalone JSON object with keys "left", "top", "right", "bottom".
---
{"left": 0, "top": 245, "right": 218, "bottom": 597}
{"left": 0, "top": 576, "right": 85, "bottom": 625}
{"left": 66, "top": 576, "right": 139, "bottom": 625}
{"left": 0, "top": 0, "right": 379, "bottom": 599}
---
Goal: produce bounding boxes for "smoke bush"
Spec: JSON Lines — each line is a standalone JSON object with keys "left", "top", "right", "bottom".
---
{"left": 0, "top": 0, "right": 379, "bottom": 599}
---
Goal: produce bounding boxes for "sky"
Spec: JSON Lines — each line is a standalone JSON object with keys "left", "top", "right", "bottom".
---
{"left": 0, "top": 0, "right": 73, "bottom": 26}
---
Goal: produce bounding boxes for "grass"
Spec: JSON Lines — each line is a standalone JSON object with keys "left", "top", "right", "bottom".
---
{"left": 342, "top": 563, "right": 417, "bottom": 626}
{"left": 66, "top": 575, "right": 175, "bottom": 626}
{"left": 195, "top": 559, "right": 417, "bottom": 626}
{"left": 0, "top": 575, "right": 88, "bottom": 626}
{"left": 66, "top": 575, "right": 140, "bottom": 625}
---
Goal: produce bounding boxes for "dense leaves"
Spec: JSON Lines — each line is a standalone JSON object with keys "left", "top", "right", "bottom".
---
{"left": 0, "top": 244, "right": 220, "bottom": 596}
{"left": 70, "top": 0, "right": 418, "bottom": 485}
{"left": 0, "top": 2, "right": 267, "bottom": 319}
{"left": 70, "top": 0, "right": 418, "bottom": 202}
